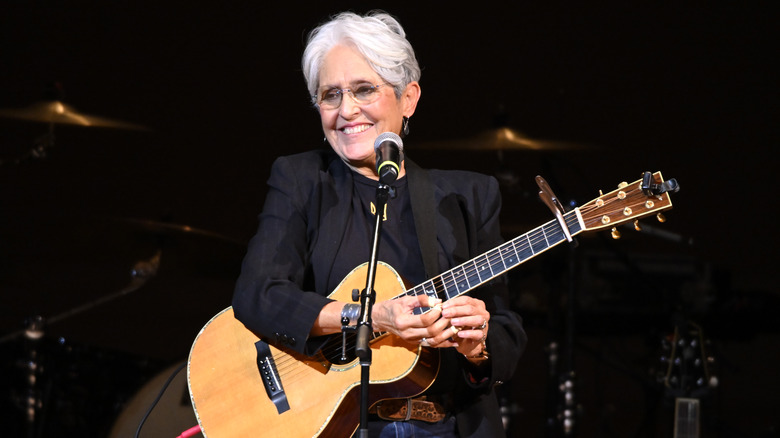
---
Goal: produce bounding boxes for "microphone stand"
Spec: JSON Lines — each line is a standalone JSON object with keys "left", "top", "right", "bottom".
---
{"left": 353, "top": 181, "right": 392, "bottom": 438}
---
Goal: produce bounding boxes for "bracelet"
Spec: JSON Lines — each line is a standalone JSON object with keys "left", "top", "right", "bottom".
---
{"left": 341, "top": 303, "right": 361, "bottom": 326}
{"left": 464, "top": 340, "right": 490, "bottom": 361}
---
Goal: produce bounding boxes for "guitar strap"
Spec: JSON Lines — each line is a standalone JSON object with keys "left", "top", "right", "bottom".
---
{"left": 406, "top": 159, "right": 439, "bottom": 279}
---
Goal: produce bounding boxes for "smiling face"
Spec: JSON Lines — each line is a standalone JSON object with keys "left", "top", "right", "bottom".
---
{"left": 317, "top": 44, "right": 420, "bottom": 179}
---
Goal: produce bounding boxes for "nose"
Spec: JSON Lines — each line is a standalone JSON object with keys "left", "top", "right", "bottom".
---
{"left": 338, "top": 91, "right": 361, "bottom": 118}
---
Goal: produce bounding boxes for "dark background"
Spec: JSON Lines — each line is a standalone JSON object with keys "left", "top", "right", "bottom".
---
{"left": 0, "top": 2, "right": 776, "bottom": 437}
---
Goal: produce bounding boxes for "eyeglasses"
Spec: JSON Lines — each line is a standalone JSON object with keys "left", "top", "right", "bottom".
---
{"left": 314, "top": 83, "right": 390, "bottom": 109}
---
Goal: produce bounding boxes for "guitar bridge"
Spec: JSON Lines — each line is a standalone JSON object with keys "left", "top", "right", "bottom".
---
{"left": 255, "top": 340, "right": 290, "bottom": 414}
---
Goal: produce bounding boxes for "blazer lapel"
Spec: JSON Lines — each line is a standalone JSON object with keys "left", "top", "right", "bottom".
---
{"left": 406, "top": 158, "right": 440, "bottom": 278}
{"left": 312, "top": 157, "right": 355, "bottom": 293}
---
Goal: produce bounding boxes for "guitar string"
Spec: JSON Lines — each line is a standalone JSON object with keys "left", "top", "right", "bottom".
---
{"left": 273, "top": 330, "right": 388, "bottom": 378}
{"left": 578, "top": 185, "right": 660, "bottom": 229}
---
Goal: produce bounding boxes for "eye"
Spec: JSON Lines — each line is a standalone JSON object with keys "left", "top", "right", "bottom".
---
{"left": 353, "top": 84, "right": 378, "bottom": 99}
{"left": 320, "top": 89, "right": 342, "bottom": 103}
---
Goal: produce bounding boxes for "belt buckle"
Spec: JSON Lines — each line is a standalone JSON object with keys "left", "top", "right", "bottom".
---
{"left": 375, "top": 396, "right": 447, "bottom": 423}
{"left": 374, "top": 398, "right": 414, "bottom": 422}
{"left": 402, "top": 398, "right": 413, "bottom": 421}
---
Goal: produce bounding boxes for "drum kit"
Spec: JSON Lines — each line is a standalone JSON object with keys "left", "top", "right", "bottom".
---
{"left": 0, "top": 98, "right": 246, "bottom": 437}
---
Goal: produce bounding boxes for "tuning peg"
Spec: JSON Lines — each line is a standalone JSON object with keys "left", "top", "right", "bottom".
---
{"left": 611, "top": 227, "right": 621, "bottom": 239}
{"left": 709, "top": 375, "right": 719, "bottom": 388}
{"left": 634, "top": 220, "right": 642, "bottom": 231}
{"left": 657, "top": 212, "right": 666, "bottom": 223}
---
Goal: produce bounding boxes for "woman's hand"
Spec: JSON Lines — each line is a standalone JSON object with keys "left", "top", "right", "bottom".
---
{"left": 372, "top": 294, "right": 490, "bottom": 358}
{"left": 371, "top": 294, "right": 445, "bottom": 342}
{"left": 439, "top": 296, "right": 490, "bottom": 358}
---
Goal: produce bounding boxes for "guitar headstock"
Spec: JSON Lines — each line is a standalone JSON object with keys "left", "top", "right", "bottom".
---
{"left": 658, "top": 321, "right": 717, "bottom": 398}
{"left": 578, "top": 171, "right": 678, "bottom": 233}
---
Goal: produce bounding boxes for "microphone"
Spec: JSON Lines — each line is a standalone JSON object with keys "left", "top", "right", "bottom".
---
{"left": 374, "top": 132, "right": 404, "bottom": 185}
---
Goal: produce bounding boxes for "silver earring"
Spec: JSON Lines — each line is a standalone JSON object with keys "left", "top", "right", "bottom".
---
{"left": 402, "top": 117, "right": 410, "bottom": 137}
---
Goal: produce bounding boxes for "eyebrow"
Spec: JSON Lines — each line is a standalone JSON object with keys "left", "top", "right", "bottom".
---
{"left": 318, "top": 80, "right": 377, "bottom": 92}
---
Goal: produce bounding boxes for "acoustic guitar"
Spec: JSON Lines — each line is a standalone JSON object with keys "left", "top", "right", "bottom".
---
{"left": 188, "top": 171, "right": 679, "bottom": 437}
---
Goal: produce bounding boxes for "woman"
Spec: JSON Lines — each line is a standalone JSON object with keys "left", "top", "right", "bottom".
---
{"left": 232, "top": 10, "right": 527, "bottom": 437}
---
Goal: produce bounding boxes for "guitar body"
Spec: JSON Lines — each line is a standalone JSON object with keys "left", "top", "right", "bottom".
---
{"left": 187, "top": 262, "right": 440, "bottom": 438}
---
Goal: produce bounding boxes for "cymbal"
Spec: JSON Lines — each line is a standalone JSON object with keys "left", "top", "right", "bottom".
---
{"left": 116, "top": 218, "right": 246, "bottom": 246}
{"left": 0, "top": 100, "right": 149, "bottom": 130}
{"left": 418, "top": 127, "right": 588, "bottom": 151}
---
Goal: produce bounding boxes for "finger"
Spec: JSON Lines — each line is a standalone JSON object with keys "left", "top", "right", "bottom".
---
{"left": 410, "top": 294, "right": 442, "bottom": 318}
{"left": 441, "top": 297, "right": 485, "bottom": 319}
{"left": 414, "top": 297, "right": 443, "bottom": 326}
{"left": 410, "top": 310, "right": 451, "bottom": 346}
{"left": 456, "top": 328, "right": 487, "bottom": 341}
{"left": 429, "top": 336, "right": 458, "bottom": 349}
{"left": 394, "top": 294, "right": 427, "bottom": 309}
{"left": 450, "top": 315, "right": 489, "bottom": 330}
{"left": 394, "top": 295, "right": 442, "bottom": 321}
{"left": 410, "top": 293, "right": 441, "bottom": 307}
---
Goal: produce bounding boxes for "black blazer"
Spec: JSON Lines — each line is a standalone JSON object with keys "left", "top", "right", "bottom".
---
{"left": 233, "top": 149, "right": 527, "bottom": 437}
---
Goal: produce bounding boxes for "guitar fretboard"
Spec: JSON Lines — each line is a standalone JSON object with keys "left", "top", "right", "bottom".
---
{"left": 408, "top": 209, "right": 583, "bottom": 312}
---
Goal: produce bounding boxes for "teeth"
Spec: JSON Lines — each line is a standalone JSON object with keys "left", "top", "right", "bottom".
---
{"left": 342, "top": 124, "right": 370, "bottom": 135}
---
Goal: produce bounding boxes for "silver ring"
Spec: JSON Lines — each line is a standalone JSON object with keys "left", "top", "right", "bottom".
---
{"left": 479, "top": 319, "right": 488, "bottom": 330}
{"left": 420, "top": 337, "right": 428, "bottom": 346}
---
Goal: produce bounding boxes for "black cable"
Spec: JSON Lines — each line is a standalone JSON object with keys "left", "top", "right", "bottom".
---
{"left": 134, "top": 362, "right": 187, "bottom": 438}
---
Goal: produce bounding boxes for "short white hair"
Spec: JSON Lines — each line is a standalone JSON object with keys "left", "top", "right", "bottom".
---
{"left": 302, "top": 11, "right": 421, "bottom": 105}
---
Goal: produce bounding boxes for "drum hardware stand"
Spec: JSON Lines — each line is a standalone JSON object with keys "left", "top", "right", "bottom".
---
{"left": 0, "top": 250, "right": 161, "bottom": 437}
{"left": 0, "top": 250, "right": 162, "bottom": 348}
{"left": 0, "top": 123, "right": 56, "bottom": 167}
{"left": 15, "top": 315, "right": 45, "bottom": 438}
{"left": 537, "top": 176, "right": 580, "bottom": 437}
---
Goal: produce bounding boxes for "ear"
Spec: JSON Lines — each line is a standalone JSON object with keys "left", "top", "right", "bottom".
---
{"left": 401, "top": 81, "right": 421, "bottom": 118}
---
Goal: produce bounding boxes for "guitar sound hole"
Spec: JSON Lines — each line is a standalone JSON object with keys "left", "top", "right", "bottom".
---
{"left": 321, "top": 333, "right": 358, "bottom": 365}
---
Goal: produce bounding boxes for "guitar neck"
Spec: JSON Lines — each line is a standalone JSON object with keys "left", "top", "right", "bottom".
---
{"left": 394, "top": 170, "right": 677, "bottom": 310}
{"left": 673, "top": 397, "right": 700, "bottom": 438}
{"left": 406, "top": 208, "right": 584, "bottom": 310}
